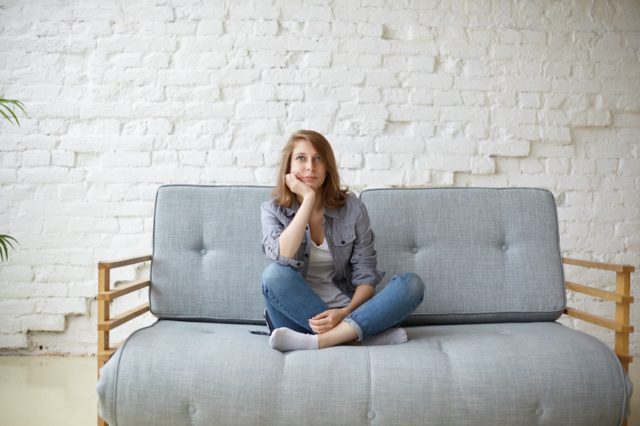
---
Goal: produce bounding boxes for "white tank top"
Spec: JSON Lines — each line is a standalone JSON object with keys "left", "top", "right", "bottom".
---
{"left": 306, "top": 238, "right": 352, "bottom": 308}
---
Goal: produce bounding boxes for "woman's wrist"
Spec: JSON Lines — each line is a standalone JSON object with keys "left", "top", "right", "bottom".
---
{"left": 339, "top": 306, "right": 353, "bottom": 316}
{"left": 301, "top": 191, "right": 315, "bottom": 203}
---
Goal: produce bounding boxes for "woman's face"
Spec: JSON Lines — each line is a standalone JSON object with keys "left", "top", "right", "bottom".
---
{"left": 289, "top": 140, "right": 327, "bottom": 190}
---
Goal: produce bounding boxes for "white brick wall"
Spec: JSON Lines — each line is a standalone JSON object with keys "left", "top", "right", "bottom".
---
{"left": 0, "top": 0, "right": 638, "bottom": 356}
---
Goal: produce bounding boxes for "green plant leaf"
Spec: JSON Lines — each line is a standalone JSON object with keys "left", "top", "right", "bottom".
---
{"left": 0, "top": 235, "right": 18, "bottom": 262}
{"left": 0, "top": 103, "right": 17, "bottom": 125}
{"left": 0, "top": 239, "right": 7, "bottom": 262}
{"left": 0, "top": 98, "right": 27, "bottom": 126}
{"left": 0, "top": 234, "right": 17, "bottom": 246}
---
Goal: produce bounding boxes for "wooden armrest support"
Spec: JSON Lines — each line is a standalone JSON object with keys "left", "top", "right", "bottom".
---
{"left": 562, "top": 257, "right": 635, "bottom": 273}
{"left": 97, "top": 341, "right": 123, "bottom": 365}
{"left": 97, "top": 279, "right": 150, "bottom": 301}
{"left": 98, "top": 255, "right": 152, "bottom": 269}
{"left": 618, "top": 354, "right": 634, "bottom": 364}
{"left": 99, "top": 255, "right": 152, "bottom": 270}
{"left": 564, "top": 307, "right": 634, "bottom": 334}
{"left": 562, "top": 257, "right": 635, "bottom": 373}
{"left": 565, "top": 281, "right": 634, "bottom": 304}
{"left": 98, "top": 303, "right": 150, "bottom": 331}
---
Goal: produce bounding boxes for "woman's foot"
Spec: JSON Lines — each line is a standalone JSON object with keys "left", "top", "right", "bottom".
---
{"left": 269, "top": 328, "right": 319, "bottom": 352}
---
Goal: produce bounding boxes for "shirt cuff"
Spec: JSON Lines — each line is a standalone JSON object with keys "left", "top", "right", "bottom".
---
{"left": 275, "top": 254, "right": 304, "bottom": 270}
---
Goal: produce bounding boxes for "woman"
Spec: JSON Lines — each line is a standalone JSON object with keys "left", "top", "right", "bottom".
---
{"left": 261, "top": 130, "right": 425, "bottom": 352}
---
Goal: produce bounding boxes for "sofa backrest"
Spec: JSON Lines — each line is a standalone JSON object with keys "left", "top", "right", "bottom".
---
{"left": 150, "top": 185, "right": 565, "bottom": 326}
{"left": 360, "top": 187, "right": 566, "bottom": 325}
{"left": 150, "top": 185, "right": 271, "bottom": 323}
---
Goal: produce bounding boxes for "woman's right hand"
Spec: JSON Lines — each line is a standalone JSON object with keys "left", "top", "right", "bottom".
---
{"left": 278, "top": 173, "right": 317, "bottom": 258}
{"left": 285, "top": 173, "right": 315, "bottom": 199}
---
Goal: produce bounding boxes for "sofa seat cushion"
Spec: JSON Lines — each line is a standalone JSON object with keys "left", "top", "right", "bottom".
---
{"left": 98, "top": 320, "right": 630, "bottom": 426}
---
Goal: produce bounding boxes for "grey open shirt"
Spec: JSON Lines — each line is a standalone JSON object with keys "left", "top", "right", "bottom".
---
{"left": 260, "top": 194, "right": 386, "bottom": 299}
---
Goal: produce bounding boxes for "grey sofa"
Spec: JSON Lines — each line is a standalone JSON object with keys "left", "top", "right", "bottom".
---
{"left": 97, "top": 185, "right": 634, "bottom": 426}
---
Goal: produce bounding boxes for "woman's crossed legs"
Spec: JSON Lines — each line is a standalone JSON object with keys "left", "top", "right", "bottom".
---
{"left": 261, "top": 263, "right": 425, "bottom": 352}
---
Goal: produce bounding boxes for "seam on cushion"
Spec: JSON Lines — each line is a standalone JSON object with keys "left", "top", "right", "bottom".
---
{"left": 153, "top": 314, "right": 265, "bottom": 325}
{"left": 613, "top": 347, "right": 630, "bottom": 426}
{"left": 148, "top": 185, "right": 163, "bottom": 317}
{"left": 112, "top": 320, "right": 159, "bottom": 426}
{"left": 544, "top": 187, "right": 567, "bottom": 311}
{"left": 405, "top": 310, "right": 564, "bottom": 323}
{"left": 366, "top": 346, "right": 372, "bottom": 424}
{"left": 109, "top": 339, "right": 124, "bottom": 426}
{"left": 408, "top": 310, "right": 563, "bottom": 316}
{"left": 554, "top": 323, "right": 629, "bottom": 426}
{"left": 601, "top": 335, "right": 629, "bottom": 426}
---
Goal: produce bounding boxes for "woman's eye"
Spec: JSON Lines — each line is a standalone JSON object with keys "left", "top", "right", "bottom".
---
{"left": 296, "top": 156, "right": 305, "bottom": 161}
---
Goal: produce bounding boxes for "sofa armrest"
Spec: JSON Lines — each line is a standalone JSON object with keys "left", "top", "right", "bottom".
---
{"left": 98, "top": 255, "right": 152, "bottom": 426}
{"left": 98, "top": 255, "right": 153, "bottom": 270}
{"left": 562, "top": 257, "right": 635, "bottom": 372}
{"left": 562, "top": 257, "right": 635, "bottom": 273}
{"left": 97, "top": 255, "right": 152, "bottom": 367}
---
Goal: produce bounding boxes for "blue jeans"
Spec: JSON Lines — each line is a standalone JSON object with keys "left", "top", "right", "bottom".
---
{"left": 261, "top": 263, "right": 425, "bottom": 341}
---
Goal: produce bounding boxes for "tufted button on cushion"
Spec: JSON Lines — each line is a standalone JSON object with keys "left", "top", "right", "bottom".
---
{"left": 188, "top": 405, "right": 197, "bottom": 414}
{"left": 200, "top": 249, "right": 207, "bottom": 255}
{"left": 535, "top": 407, "right": 544, "bottom": 416}
{"left": 411, "top": 247, "right": 418, "bottom": 254}
{"left": 501, "top": 244, "right": 508, "bottom": 251}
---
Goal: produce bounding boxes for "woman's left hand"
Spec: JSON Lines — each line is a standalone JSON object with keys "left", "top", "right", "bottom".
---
{"left": 309, "top": 308, "right": 349, "bottom": 334}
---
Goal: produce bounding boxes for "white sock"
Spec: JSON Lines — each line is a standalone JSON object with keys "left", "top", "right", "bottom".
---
{"left": 361, "top": 328, "right": 408, "bottom": 346}
{"left": 269, "top": 328, "right": 319, "bottom": 352}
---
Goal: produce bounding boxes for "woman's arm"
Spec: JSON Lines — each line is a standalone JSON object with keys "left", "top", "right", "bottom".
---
{"left": 278, "top": 190, "right": 315, "bottom": 258}
{"left": 343, "top": 284, "right": 375, "bottom": 315}
{"left": 309, "top": 284, "right": 375, "bottom": 334}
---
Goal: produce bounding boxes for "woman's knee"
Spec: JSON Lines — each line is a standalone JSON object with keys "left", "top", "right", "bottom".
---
{"left": 261, "top": 263, "right": 296, "bottom": 296}
{"left": 395, "top": 272, "right": 425, "bottom": 304}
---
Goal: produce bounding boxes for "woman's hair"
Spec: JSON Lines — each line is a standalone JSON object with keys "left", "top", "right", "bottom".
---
{"left": 272, "top": 130, "right": 349, "bottom": 209}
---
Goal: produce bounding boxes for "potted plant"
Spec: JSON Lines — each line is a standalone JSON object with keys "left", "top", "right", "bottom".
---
{"left": 0, "top": 97, "right": 26, "bottom": 261}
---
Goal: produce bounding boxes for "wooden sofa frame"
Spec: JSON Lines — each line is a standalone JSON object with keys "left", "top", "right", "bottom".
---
{"left": 96, "top": 255, "right": 635, "bottom": 426}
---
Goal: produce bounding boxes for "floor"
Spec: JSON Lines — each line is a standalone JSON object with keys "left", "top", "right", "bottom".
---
{"left": 0, "top": 356, "right": 639, "bottom": 426}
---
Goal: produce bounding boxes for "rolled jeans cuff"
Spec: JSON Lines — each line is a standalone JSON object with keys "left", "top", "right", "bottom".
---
{"left": 343, "top": 317, "right": 364, "bottom": 341}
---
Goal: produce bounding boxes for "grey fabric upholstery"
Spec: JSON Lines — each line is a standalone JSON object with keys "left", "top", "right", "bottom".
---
{"left": 98, "top": 320, "right": 630, "bottom": 426}
{"left": 97, "top": 185, "right": 631, "bottom": 425}
{"left": 150, "top": 185, "right": 272, "bottom": 323}
{"left": 151, "top": 185, "right": 565, "bottom": 326}
{"left": 360, "top": 187, "right": 566, "bottom": 324}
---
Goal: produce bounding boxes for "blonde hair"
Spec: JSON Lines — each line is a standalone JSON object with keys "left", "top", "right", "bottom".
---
{"left": 272, "top": 130, "right": 349, "bottom": 209}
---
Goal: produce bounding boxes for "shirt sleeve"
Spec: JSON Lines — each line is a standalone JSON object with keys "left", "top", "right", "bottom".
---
{"left": 260, "top": 201, "right": 304, "bottom": 269}
{"left": 350, "top": 200, "right": 386, "bottom": 286}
